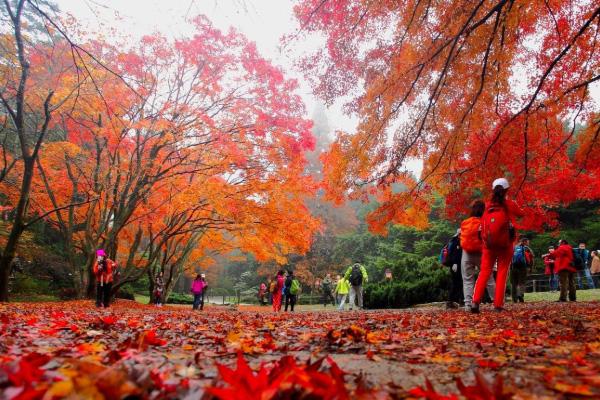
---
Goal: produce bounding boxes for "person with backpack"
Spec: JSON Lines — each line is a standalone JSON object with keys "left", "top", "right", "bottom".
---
{"left": 441, "top": 228, "right": 464, "bottom": 309}
{"left": 191, "top": 274, "right": 207, "bottom": 310}
{"left": 510, "top": 237, "right": 534, "bottom": 303}
{"left": 154, "top": 271, "right": 165, "bottom": 307}
{"left": 573, "top": 243, "right": 595, "bottom": 289}
{"left": 471, "top": 178, "right": 524, "bottom": 313}
{"left": 460, "top": 200, "right": 496, "bottom": 312}
{"left": 543, "top": 246, "right": 558, "bottom": 291}
{"left": 549, "top": 239, "right": 576, "bottom": 302}
{"left": 284, "top": 270, "right": 300, "bottom": 311}
{"left": 335, "top": 276, "right": 350, "bottom": 310}
{"left": 321, "top": 273, "right": 335, "bottom": 307}
{"left": 272, "top": 270, "right": 285, "bottom": 312}
{"left": 344, "top": 263, "right": 368, "bottom": 310}
{"left": 93, "top": 249, "right": 117, "bottom": 308}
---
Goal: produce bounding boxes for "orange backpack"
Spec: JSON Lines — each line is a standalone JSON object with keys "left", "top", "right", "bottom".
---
{"left": 460, "top": 217, "right": 483, "bottom": 253}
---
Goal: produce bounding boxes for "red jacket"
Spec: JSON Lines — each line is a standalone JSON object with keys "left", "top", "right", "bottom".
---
{"left": 549, "top": 244, "right": 575, "bottom": 273}
{"left": 93, "top": 258, "right": 116, "bottom": 284}
{"left": 543, "top": 254, "right": 555, "bottom": 275}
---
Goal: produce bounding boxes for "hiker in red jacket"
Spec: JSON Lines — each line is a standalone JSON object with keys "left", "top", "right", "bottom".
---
{"left": 94, "top": 249, "right": 117, "bottom": 308}
{"left": 272, "top": 270, "right": 285, "bottom": 312}
{"left": 549, "top": 239, "right": 576, "bottom": 302}
{"left": 471, "top": 178, "right": 524, "bottom": 313}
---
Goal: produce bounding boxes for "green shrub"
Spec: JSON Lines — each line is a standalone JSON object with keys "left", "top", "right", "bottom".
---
{"left": 11, "top": 273, "right": 51, "bottom": 295}
{"left": 115, "top": 285, "right": 135, "bottom": 300}
{"left": 364, "top": 268, "right": 450, "bottom": 309}
{"left": 166, "top": 292, "right": 193, "bottom": 304}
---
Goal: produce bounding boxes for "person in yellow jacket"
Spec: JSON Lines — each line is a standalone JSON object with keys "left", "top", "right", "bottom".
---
{"left": 335, "top": 276, "right": 350, "bottom": 310}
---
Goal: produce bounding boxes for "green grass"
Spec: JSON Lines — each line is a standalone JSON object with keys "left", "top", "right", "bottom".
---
{"left": 134, "top": 293, "right": 151, "bottom": 304}
{"left": 10, "top": 294, "right": 60, "bottom": 302}
{"left": 525, "top": 288, "right": 600, "bottom": 302}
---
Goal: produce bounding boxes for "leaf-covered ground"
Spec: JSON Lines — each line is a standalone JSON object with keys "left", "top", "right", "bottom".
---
{"left": 1, "top": 300, "right": 599, "bottom": 399}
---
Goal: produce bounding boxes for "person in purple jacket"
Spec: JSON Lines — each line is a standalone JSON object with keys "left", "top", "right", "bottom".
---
{"left": 191, "top": 274, "right": 207, "bottom": 310}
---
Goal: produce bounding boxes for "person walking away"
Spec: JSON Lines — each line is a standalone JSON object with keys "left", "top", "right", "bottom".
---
{"left": 258, "top": 282, "right": 267, "bottom": 306}
{"left": 510, "top": 237, "right": 534, "bottom": 303}
{"left": 471, "top": 178, "right": 524, "bottom": 313}
{"left": 284, "top": 270, "right": 300, "bottom": 311}
{"left": 272, "top": 270, "right": 285, "bottom": 312}
{"left": 321, "top": 273, "right": 335, "bottom": 307}
{"left": 550, "top": 240, "right": 576, "bottom": 302}
{"left": 344, "top": 263, "right": 368, "bottom": 310}
{"left": 441, "top": 228, "right": 463, "bottom": 309}
{"left": 191, "top": 274, "right": 206, "bottom": 310}
{"left": 573, "top": 243, "right": 595, "bottom": 289}
{"left": 542, "top": 246, "right": 558, "bottom": 291}
{"left": 94, "top": 249, "right": 117, "bottom": 308}
{"left": 335, "top": 276, "right": 350, "bottom": 310}
{"left": 154, "top": 271, "right": 165, "bottom": 307}
{"left": 460, "top": 200, "right": 496, "bottom": 312}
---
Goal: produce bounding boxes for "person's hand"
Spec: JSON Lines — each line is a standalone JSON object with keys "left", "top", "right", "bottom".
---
{"left": 452, "top": 264, "right": 458, "bottom": 272}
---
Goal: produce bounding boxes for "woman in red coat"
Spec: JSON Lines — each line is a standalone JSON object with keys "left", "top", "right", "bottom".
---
{"left": 272, "top": 270, "right": 285, "bottom": 312}
{"left": 549, "top": 239, "right": 576, "bottom": 302}
{"left": 471, "top": 178, "right": 524, "bottom": 313}
{"left": 93, "top": 249, "right": 117, "bottom": 308}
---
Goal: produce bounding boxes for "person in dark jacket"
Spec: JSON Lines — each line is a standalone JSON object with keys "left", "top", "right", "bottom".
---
{"left": 284, "top": 270, "right": 297, "bottom": 312}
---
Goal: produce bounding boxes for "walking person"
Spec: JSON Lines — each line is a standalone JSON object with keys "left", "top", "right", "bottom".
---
{"left": 344, "top": 263, "right": 368, "bottom": 310}
{"left": 191, "top": 274, "right": 206, "bottom": 310}
{"left": 591, "top": 250, "right": 600, "bottom": 275}
{"left": 321, "top": 273, "right": 335, "bottom": 307}
{"left": 268, "top": 279, "right": 275, "bottom": 305}
{"left": 442, "top": 228, "right": 463, "bottom": 309}
{"left": 460, "top": 200, "right": 496, "bottom": 312}
{"left": 573, "top": 243, "right": 595, "bottom": 289}
{"left": 543, "top": 246, "right": 558, "bottom": 291}
{"left": 471, "top": 178, "right": 524, "bottom": 313}
{"left": 334, "top": 275, "right": 343, "bottom": 306}
{"left": 94, "top": 249, "right": 117, "bottom": 308}
{"left": 335, "top": 276, "right": 350, "bottom": 310}
{"left": 154, "top": 271, "right": 165, "bottom": 307}
{"left": 284, "top": 270, "right": 300, "bottom": 312}
{"left": 200, "top": 274, "right": 208, "bottom": 310}
{"left": 510, "top": 237, "right": 534, "bottom": 303}
{"left": 550, "top": 239, "right": 576, "bottom": 302}
{"left": 258, "top": 282, "right": 267, "bottom": 306}
{"left": 272, "top": 270, "right": 285, "bottom": 312}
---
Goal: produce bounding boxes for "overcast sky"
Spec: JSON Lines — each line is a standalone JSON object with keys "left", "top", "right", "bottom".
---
{"left": 56, "top": 0, "right": 356, "bottom": 132}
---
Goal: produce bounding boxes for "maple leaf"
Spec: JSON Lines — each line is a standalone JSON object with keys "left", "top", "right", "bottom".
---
{"left": 408, "top": 378, "right": 458, "bottom": 400}
{"left": 455, "top": 371, "right": 512, "bottom": 400}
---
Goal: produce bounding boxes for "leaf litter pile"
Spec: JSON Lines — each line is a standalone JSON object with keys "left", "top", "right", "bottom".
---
{"left": 1, "top": 301, "right": 599, "bottom": 399}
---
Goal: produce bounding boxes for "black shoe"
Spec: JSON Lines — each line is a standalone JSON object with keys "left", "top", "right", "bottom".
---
{"left": 470, "top": 304, "right": 480, "bottom": 314}
{"left": 494, "top": 307, "right": 505, "bottom": 312}
{"left": 556, "top": 299, "right": 566, "bottom": 302}
{"left": 446, "top": 301, "right": 458, "bottom": 309}
{"left": 519, "top": 296, "right": 524, "bottom": 303}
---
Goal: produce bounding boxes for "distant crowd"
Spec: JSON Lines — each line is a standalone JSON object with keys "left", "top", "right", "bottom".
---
{"left": 258, "top": 264, "right": 369, "bottom": 312}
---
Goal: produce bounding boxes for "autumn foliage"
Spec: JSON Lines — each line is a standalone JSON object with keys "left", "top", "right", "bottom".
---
{"left": 293, "top": 0, "right": 600, "bottom": 233}
{"left": 1, "top": 301, "right": 600, "bottom": 398}
{"left": 0, "top": 6, "right": 319, "bottom": 299}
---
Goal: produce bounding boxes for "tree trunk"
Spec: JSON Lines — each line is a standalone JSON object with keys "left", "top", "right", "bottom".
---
{"left": 0, "top": 158, "right": 34, "bottom": 302}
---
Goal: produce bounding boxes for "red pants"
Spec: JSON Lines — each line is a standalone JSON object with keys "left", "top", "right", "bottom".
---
{"left": 272, "top": 292, "right": 282, "bottom": 312}
{"left": 473, "top": 247, "right": 513, "bottom": 308}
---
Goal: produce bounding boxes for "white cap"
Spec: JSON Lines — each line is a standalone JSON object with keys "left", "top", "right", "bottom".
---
{"left": 201, "top": 273, "right": 206, "bottom": 278}
{"left": 492, "top": 178, "right": 509, "bottom": 189}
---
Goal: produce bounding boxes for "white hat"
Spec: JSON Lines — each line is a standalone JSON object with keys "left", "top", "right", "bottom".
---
{"left": 492, "top": 177, "right": 509, "bottom": 189}
{"left": 201, "top": 273, "right": 206, "bottom": 278}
